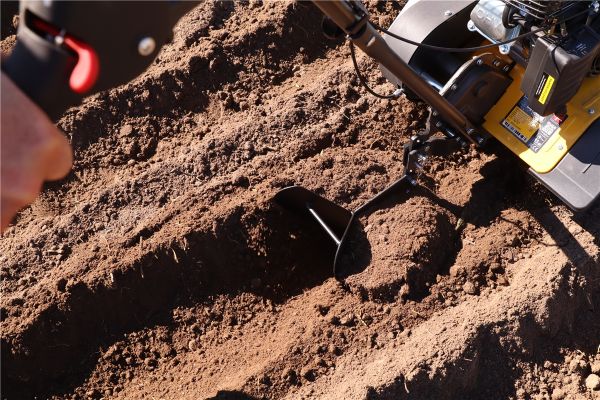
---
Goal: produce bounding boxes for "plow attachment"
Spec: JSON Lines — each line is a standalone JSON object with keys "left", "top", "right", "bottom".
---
{"left": 274, "top": 176, "right": 416, "bottom": 278}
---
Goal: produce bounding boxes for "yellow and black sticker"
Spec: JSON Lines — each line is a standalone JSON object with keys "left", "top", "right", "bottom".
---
{"left": 535, "top": 73, "right": 555, "bottom": 105}
{"left": 503, "top": 105, "right": 539, "bottom": 142}
{"left": 501, "top": 96, "right": 566, "bottom": 153}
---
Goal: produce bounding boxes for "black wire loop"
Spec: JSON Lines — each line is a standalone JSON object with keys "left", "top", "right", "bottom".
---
{"left": 349, "top": 42, "right": 399, "bottom": 100}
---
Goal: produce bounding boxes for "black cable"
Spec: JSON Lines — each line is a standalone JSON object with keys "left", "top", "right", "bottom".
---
{"left": 369, "top": 21, "right": 547, "bottom": 53}
{"left": 369, "top": 7, "right": 592, "bottom": 53}
{"left": 349, "top": 41, "right": 399, "bottom": 100}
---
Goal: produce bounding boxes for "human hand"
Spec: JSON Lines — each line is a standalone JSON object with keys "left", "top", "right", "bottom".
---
{"left": 1, "top": 72, "right": 72, "bottom": 232}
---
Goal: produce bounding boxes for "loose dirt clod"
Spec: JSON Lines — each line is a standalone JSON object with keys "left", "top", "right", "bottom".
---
{"left": 462, "top": 281, "right": 477, "bottom": 295}
{"left": 1, "top": 2, "right": 599, "bottom": 400}
{"left": 344, "top": 197, "right": 455, "bottom": 302}
{"left": 586, "top": 374, "right": 600, "bottom": 390}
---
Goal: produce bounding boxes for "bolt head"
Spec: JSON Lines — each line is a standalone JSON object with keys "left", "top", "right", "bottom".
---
{"left": 138, "top": 37, "right": 156, "bottom": 56}
{"left": 444, "top": 10, "right": 454, "bottom": 16}
{"left": 588, "top": 108, "right": 596, "bottom": 115}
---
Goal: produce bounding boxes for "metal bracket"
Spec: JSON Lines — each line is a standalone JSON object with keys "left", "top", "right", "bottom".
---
{"left": 345, "top": 1, "right": 369, "bottom": 38}
{"left": 274, "top": 108, "right": 461, "bottom": 278}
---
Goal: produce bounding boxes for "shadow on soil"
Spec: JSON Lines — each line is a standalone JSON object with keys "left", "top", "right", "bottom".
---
{"left": 208, "top": 390, "right": 261, "bottom": 400}
{"left": 1, "top": 201, "right": 335, "bottom": 399}
{"left": 2, "top": 3, "right": 343, "bottom": 394}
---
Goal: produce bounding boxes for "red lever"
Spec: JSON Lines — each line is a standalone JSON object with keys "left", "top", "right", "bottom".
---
{"left": 63, "top": 36, "right": 99, "bottom": 94}
{"left": 31, "top": 16, "right": 100, "bottom": 94}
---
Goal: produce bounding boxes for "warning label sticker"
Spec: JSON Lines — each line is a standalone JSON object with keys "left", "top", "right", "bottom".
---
{"left": 503, "top": 105, "right": 539, "bottom": 142}
{"left": 537, "top": 73, "right": 555, "bottom": 105}
{"left": 501, "top": 96, "right": 565, "bottom": 153}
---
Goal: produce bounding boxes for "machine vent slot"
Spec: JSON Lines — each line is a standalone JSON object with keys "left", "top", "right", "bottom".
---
{"left": 503, "top": 0, "right": 578, "bottom": 21}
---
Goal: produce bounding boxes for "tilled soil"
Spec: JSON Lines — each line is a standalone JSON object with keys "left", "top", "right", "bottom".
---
{"left": 1, "top": 2, "right": 599, "bottom": 400}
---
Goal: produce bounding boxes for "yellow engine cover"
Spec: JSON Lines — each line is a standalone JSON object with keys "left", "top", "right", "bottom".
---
{"left": 483, "top": 65, "right": 600, "bottom": 173}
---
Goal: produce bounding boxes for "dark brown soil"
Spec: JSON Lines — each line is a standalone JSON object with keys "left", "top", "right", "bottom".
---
{"left": 1, "top": 2, "right": 598, "bottom": 400}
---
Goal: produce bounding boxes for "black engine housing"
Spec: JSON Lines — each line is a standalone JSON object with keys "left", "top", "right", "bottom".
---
{"left": 522, "top": 24, "right": 600, "bottom": 115}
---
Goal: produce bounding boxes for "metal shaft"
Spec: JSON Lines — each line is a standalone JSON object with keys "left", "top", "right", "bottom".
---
{"left": 308, "top": 207, "right": 342, "bottom": 245}
{"left": 313, "top": 0, "right": 474, "bottom": 136}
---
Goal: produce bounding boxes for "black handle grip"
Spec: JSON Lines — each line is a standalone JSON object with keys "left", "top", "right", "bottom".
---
{"left": 2, "top": 27, "right": 81, "bottom": 121}
{"left": 2, "top": 1, "right": 199, "bottom": 122}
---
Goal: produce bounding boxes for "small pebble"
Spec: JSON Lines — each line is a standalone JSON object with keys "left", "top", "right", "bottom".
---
{"left": 232, "top": 173, "right": 250, "bottom": 187}
{"left": 449, "top": 265, "right": 464, "bottom": 278}
{"left": 489, "top": 262, "right": 503, "bottom": 273}
{"left": 462, "top": 281, "right": 478, "bottom": 295}
{"left": 242, "top": 141, "right": 255, "bottom": 153}
{"left": 568, "top": 224, "right": 582, "bottom": 235}
{"left": 119, "top": 124, "right": 133, "bottom": 137}
{"left": 585, "top": 374, "right": 600, "bottom": 390}
{"left": 550, "top": 388, "right": 564, "bottom": 400}
{"left": 399, "top": 284, "right": 410, "bottom": 299}
{"left": 568, "top": 358, "right": 582, "bottom": 373}
{"left": 258, "top": 374, "right": 271, "bottom": 386}
{"left": 339, "top": 313, "right": 355, "bottom": 326}
{"left": 496, "top": 275, "right": 509, "bottom": 286}
{"left": 188, "top": 339, "right": 198, "bottom": 351}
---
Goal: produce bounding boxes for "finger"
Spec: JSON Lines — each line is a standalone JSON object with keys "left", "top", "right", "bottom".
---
{"left": 42, "top": 127, "right": 73, "bottom": 181}
{"left": 1, "top": 167, "right": 44, "bottom": 205}
{"left": 0, "top": 168, "right": 44, "bottom": 232}
{"left": 1, "top": 73, "right": 73, "bottom": 181}
{"left": 1, "top": 198, "right": 23, "bottom": 233}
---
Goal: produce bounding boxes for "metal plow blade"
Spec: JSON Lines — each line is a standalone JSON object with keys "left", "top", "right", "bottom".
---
{"left": 273, "top": 176, "right": 415, "bottom": 278}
